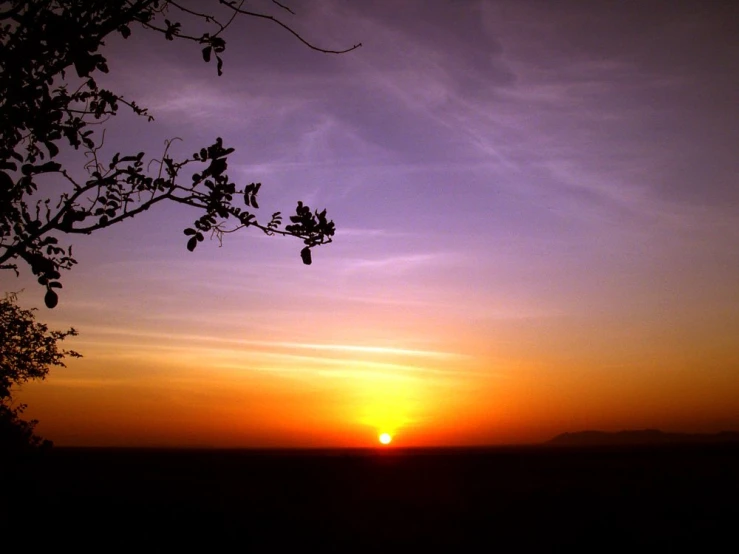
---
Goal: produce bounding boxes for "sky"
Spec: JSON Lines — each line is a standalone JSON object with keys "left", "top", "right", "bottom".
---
{"left": 8, "top": 0, "right": 739, "bottom": 447}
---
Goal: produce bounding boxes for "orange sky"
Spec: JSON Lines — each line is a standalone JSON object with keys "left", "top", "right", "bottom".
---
{"left": 17, "top": 249, "right": 739, "bottom": 446}
{"left": 9, "top": 0, "right": 739, "bottom": 447}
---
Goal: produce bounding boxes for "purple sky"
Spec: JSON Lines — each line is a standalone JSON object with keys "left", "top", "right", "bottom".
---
{"left": 14, "top": 0, "right": 739, "bottom": 446}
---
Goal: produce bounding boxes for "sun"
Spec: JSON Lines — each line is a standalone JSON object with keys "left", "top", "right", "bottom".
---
{"left": 379, "top": 432, "right": 392, "bottom": 445}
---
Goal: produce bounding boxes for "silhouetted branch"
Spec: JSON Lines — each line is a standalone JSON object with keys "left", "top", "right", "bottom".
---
{"left": 271, "top": 1, "right": 296, "bottom": 16}
{"left": 219, "top": 0, "right": 362, "bottom": 54}
{"left": 0, "top": 1, "right": 347, "bottom": 305}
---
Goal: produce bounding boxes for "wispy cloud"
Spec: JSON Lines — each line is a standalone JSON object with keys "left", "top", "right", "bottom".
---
{"left": 75, "top": 326, "right": 468, "bottom": 361}
{"left": 339, "top": 252, "right": 450, "bottom": 274}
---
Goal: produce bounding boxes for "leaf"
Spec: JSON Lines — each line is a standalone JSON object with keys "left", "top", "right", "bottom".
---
{"left": 73, "top": 55, "right": 96, "bottom": 78}
{"left": 300, "top": 247, "right": 312, "bottom": 265}
{"left": 0, "top": 171, "right": 13, "bottom": 190}
{"left": 202, "top": 46, "right": 212, "bottom": 62}
{"left": 183, "top": 228, "right": 196, "bottom": 236}
{"left": 209, "top": 157, "right": 227, "bottom": 176}
{"left": 45, "top": 142, "right": 60, "bottom": 158}
{"left": 187, "top": 236, "right": 198, "bottom": 252}
{"left": 44, "top": 289, "right": 59, "bottom": 309}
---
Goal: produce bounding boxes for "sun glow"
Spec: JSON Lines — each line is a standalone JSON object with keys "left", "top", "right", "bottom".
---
{"left": 379, "top": 432, "right": 392, "bottom": 445}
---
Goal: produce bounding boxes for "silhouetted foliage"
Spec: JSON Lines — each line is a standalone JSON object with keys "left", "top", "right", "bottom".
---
{"left": 0, "top": 293, "right": 80, "bottom": 450}
{"left": 0, "top": 1, "right": 359, "bottom": 307}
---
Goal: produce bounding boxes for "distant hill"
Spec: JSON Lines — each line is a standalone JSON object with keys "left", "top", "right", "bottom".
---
{"left": 548, "top": 429, "right": 739, "bottom": 446}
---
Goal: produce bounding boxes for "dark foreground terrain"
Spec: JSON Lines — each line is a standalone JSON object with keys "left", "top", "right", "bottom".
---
{"left": 3, "top": 444, "right": 738, "bottom": 550}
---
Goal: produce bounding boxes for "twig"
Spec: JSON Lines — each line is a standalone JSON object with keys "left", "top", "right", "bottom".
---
{"left": 271, "top": 1, "right": 295, "bottom": 15}
{"left": 219, "top": 0, "right": 361, "bottom": 54}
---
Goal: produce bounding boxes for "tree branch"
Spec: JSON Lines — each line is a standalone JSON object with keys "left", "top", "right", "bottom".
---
{"left": 271, "top": 1, "right": 296, "bottom": 16}
{"left": 218, "top": 0, "right": 362, "bottom": 54}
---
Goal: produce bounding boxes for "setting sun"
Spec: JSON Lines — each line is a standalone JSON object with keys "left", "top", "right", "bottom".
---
{"left": 379, "top": 433, "right": 392, "bottom": 445}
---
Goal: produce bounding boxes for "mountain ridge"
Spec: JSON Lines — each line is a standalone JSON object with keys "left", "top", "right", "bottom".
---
{"left": 548, "top": 429, "right": 739, "bottom": 446}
